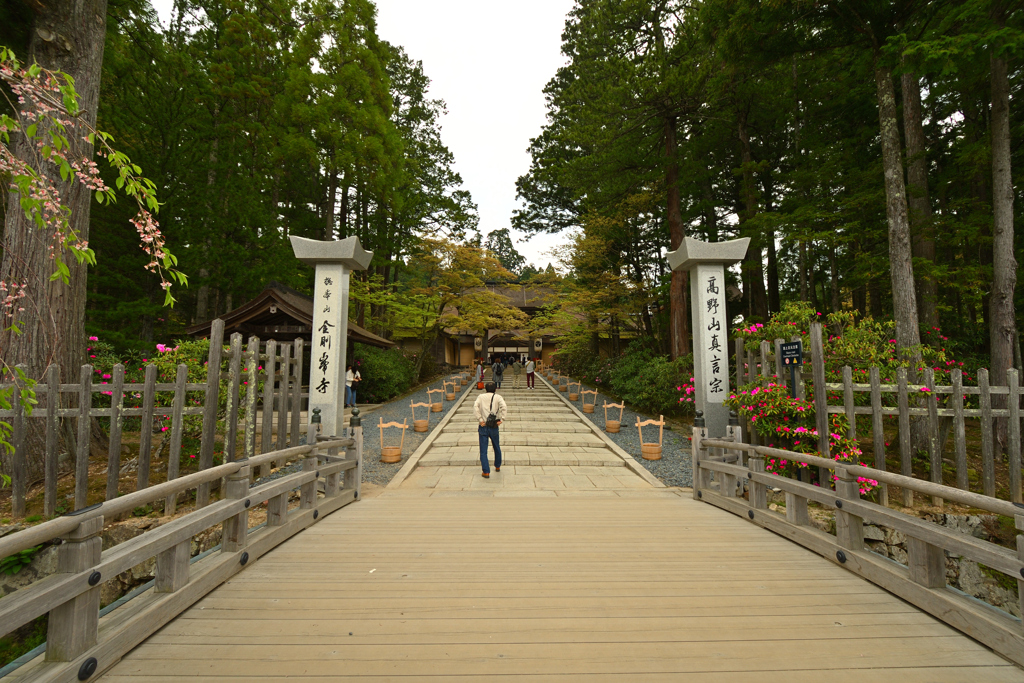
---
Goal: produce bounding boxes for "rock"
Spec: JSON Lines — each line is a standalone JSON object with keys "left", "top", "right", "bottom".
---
{"left": 0, "top": 523, "right": 26, "bottom": 538}
{"left": 0, "top": 545, "right": 58, "bottom": 597}
{"left": 957, "top": 560, "right": 1022, "bottom": 618}
{"left": 890, "top": 546, "right": 908, "bottom": 566}
{"left": 863, "top": 525, "right": 885, "bottom": 542}
{"left": 883, "top": 528, "right": 906, "bottom": 547}
{"left": 866, "top": 540, "right": 888, "bottom": 558}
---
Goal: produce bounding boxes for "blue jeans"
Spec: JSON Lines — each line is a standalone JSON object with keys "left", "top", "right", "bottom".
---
{"left": 478, "top": 425, "right": 502, "bottom": 473}
{"left": 494, "top": 374, "right": 502, "bottom": 388}
{"left": 346, "top": 385, "right": 356, "bottom": 406}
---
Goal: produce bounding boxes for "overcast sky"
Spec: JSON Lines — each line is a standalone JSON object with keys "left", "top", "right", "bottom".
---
{"left": 149, "top": 0, "right": 575, "bottom": 270}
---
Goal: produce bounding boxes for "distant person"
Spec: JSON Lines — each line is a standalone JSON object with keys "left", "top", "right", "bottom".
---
{"left": 474, "top": 381, "right": 507, "bottom": 477}
{"left": 512, "top": 357, "right": 523, "bottom": 388}
{"left": 491, "top": 358, "right": 505, "bottom": 388}
{"left": 345, "top": 364, "right": 361, "bottom": 407}
{"left": 475, "top": 360, "right": 485, "bottom": 385}
{"left": 525, "top": 357, "right": 536, "bottom": 389}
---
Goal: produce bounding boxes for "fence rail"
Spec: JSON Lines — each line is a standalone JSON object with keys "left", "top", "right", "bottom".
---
{"left": 1, "top": 319, "right": 312, "bottom": 519}
{"left": 691, "top": 420, "right": 1024, "bottom": 667}
{"left": 734, "top": 323, "right": 1023, "bottom": 504}
{"left": 0, "top": 417, "right": 362, "bottom": 683}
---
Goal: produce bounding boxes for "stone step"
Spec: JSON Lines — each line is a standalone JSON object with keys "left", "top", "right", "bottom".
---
{"left": 430, "top": 432, "right": 607, "bottom": 448}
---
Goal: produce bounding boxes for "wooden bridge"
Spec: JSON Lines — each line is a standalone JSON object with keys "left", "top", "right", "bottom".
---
{"left": 2, "top": 376, "right": 1023, "bottom": 681}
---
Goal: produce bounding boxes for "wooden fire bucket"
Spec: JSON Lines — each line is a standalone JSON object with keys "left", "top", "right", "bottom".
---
{"left": 427, "top": 388, "right": 444, "bottom": 412}
{"left": 379, "top": 418, "right": 409, "bottom": 463}
{"left": 636, "top": 415, "right": 665, "bottom": 460}
{"left": 568, "top": 382, "right": 581, "bottom": 401}
{"left": 604, "top": 402, "right": 625, "bottom": 433}
{"left": 411, "top": 401, "right": 432, "bottom": 433}
{"left": 581, "top": 390, "right": 597, "bottom": 413}
{"left": 559, "top": 383, "right": 568, "bottom": 393}
{"left": 444, "top": 380, "right": 457, "bottom": 401}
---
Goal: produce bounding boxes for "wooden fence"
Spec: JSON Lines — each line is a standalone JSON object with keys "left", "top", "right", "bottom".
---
{"left": 1, "top": 319, "right": 310, "bottom": 519}
{"left": 734, "top": 323, "right": 1023, "bottom": 504}
{"left": 691, "top": 420, "right": 1024, "bottom": 667}
{"left": 0, "top": 418, "right": 362, "bottom": 682}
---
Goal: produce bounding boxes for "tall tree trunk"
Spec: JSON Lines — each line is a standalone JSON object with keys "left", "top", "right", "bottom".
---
{"left": 701, "top": 169, "right": 718, "bottom": 241}
{"left": 737, "top": 111, "right": 768, "bottom": 320}
{"left": 901, "top": 70, "right": 938, "bottom": 331}
{"left": 324, "top": 147, "right": 338, "bottom": 240}
{"left": 799, "top": 241, "right": 808, "bottom": 302}
{"left": 339, "top": 179, "right": 349, "bottom": 239}
{"left": 990, "top": 46, "right": 1017, "bottom": 452}
{"left": 0, "top": 1, "right": 108, "bottom": 482}
{"left": 664, "top": 115, "right": 690, "bottom": 358}
{"left": 830, "top": 243, "right": 841, "bottom": 312}
{"left": 873, "top": 61, "right": 922, "bottom": 364}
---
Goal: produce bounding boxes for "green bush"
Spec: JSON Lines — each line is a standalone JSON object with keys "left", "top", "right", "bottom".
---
{"left": 608, "top": 342, "right": 694, "bottom": 415}
{"left": 351, "top": 344, "right": 416, "bottom": 403}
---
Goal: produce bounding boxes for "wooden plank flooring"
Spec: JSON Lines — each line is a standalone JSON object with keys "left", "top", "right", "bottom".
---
{"left": 99, "top": 495, "right": 1024, "bottom": 681}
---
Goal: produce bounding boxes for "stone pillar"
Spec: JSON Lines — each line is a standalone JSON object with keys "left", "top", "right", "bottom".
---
{"left": 290, "top": 236, "right": 373, "bottom": 437}
{"left": 666, "top": 237, "right": 749, "bottom": 438}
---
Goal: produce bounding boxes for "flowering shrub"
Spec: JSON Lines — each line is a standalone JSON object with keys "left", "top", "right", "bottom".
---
{"left": 88, "top": 336, "right": 264, "bottom": 468}
{"left": 726, "top": 380, "right": 879, "bottom": 495}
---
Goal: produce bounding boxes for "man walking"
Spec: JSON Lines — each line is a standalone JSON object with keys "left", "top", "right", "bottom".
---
{"left": 512, "top": 357, "right": 523, "bottom": 388}
{"left": 525, "top": 357, "right": 536, "bottom": 389}
{"left": 491, "top": 357, "right": 505, "bottom": 388}
{"left": 474, "top": 381, "right": 507, "bottom": 477}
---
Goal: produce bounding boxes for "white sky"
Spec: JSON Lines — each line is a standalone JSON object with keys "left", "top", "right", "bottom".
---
{"left": 149, "top": 0, "right": 574, "bottom": 270}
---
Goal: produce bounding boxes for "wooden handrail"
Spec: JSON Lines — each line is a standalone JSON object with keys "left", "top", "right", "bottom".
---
{"left": 700, "top": 438, "right": 1024, "bottom": 519}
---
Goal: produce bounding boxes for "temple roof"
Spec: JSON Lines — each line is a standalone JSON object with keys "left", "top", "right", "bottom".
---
{"left": 185, "top": 282, "right": 395, "bottom": 348}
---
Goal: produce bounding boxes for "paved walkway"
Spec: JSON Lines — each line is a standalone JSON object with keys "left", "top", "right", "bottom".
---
{"left": 388, "top": 378, "right": 667, "bottom": 496}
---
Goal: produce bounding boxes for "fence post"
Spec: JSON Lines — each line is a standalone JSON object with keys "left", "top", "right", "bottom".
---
{"left": 842, "top": 366, "right": 855, "bottom": 440}
{"left": 748, "top": 450, "right": 767, "bottom": 510}
{"left": 346, "top": 407, "right": 363, "bottom": 499}
{"left": 691, "top": 411, "right": 706, "bottom": 500}
{"left": 44, "top": 364, "right": 60, "bottom": 518}
{"left": 165, "top": 364, "right": 188, "bottom": 514}
{"left": 290, "top": 338, "right": 304, "bottom": 448}
{"left": 925, "top": 368, "right": 943, "bottom": 507}
{"left": 244, "top": 336, "right": 259, "bottom": 461}
{"left": 897, "top": 367, "right": 913, "bottom": 506}
{"left": 260, "top": 339, "right": 276, "bottom": 476}
{"left": 791, "top": 335, "right": 806, "bottom": 400}
{"left": 810, "top": 323, "right": 830, "bottom": 485}
{"left": 907, "top": 536, "right": 946, "bottom": 589}
{"left": 75, "top": 365, "right": 92, "bottom": 510}
{"left": 734, "top": 338, "right": 744, "bottom": 389}
{"left": 1008, "top": 368, "right": 1021, "bottom": 504}
{"left": 1015, "top": 515, "right": 1023, "bottom": 624}
{"left": 105, "top": 364, "right": 125, "bottom": 502}
{"left": 224, "top": 332, "right": 243, "bottom": 462}
{"left": 198, "top": 319, "right": 225, "bottom": 508}
{"left": 276, "top": 342, "right": 291, "bottom": 451}
{"left": 979, "top": 368, "right": 995, "bottom": 498}
{"left": 869, "top": 366, "right": 888, "bottom": 507}
{"left": 952, "top": 369, "right": 968, "bottom": 490}
{"left": 222, "top": 461, "right": 250, "bottom": 553}
{"left": 773, "top": 338, "right": 785, "bottom": 384}
{"left": 11, "top": 366, "right": 26, "bottom": 518}
{"left": 45, "top": 514, "right": 103, "bottom": 662}
{"left": 138, "top": 363, "right": 158, "bottom": 492}
{"left": 834, "top": 466, "right": 864, "bottom": 551}
{"left": 759, "top": 340, "right": 770, "bottom": 379}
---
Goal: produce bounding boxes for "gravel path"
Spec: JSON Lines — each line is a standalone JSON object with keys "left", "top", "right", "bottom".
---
{"left": 253, "top": 376, "right": 469, "bottom": 489}
{"left": 540, "top": 376, "right": 694, "bottom": 488}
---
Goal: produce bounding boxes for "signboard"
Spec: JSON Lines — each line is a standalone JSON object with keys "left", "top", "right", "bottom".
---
{"left": 780, "top": 341, "right": 803, "bottom": 365}
{"left": 693, "top": 264, "right": 728, "bottom": 405}
{"left": 308, "top": 265, "right": 349, "bottom": 435}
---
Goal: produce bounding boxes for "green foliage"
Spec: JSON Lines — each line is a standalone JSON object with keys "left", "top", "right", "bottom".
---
{"left": 0, "top": 545, "right": 40, "bottom": 575}
{"left": 351, "top": 344, "right": 416, "bottom": 404}
{"left": 0, "top": 615, "right": 47, "bottom": 669}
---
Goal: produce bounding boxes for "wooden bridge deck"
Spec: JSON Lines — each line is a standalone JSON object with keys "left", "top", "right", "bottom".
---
{"left": 100, "top": 493, "right": 1023, "bottom": 681}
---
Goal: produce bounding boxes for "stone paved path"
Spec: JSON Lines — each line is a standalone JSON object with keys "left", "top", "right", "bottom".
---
{"left": 387, "top": 379, "right": 669, "bottom": 497}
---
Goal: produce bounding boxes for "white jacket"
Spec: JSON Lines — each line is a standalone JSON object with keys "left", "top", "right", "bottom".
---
{"left": 473, "top": 392, "right": 508, "bottom": 424}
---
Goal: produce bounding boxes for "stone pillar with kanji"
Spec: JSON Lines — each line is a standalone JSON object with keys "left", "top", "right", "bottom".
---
{"left": 666, "top": 237, "right": 749, "bottom": 438}
{"left": 290, "top": 236, "right": 373, "bottom": 437}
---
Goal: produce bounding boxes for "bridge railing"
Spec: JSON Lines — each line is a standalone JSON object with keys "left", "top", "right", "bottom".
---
{"left": 0, "top": 418, "right": 361, "bottom": 683}
{"left": 691, "top": 417, "right": 1024, "bottom": 668}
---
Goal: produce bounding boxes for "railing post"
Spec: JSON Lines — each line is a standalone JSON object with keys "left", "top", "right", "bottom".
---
{"left": 346, "top": 408, "right": 363, "bottom": 499}
{"left": 222, "top": 462, "right": 250, "bottom": 553}
{"left": 834, "top": 466, "right": 864, "bottom": 551}
{"left": 155, "top": 540, "right": 191, "bottom": 593}
{"left": 1015, "top": 515, "right": 1023, "bottom": 626}
{"left": 691, "top": 411, "right": 706, "bottom": 500}
{"left": 785, "top": 489, "right": 810, "bottom": 526}
{"left": 46, "top": 514, "right": 103, "bottom": 662}
{"left": 300, "top": 417, "right": 319, "bottom": 510}
{"left": 748, "top": 451, "right": 767, "bottom": 510}
{"left": 907, "top": 536, "right": 946, "bottom": 589}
